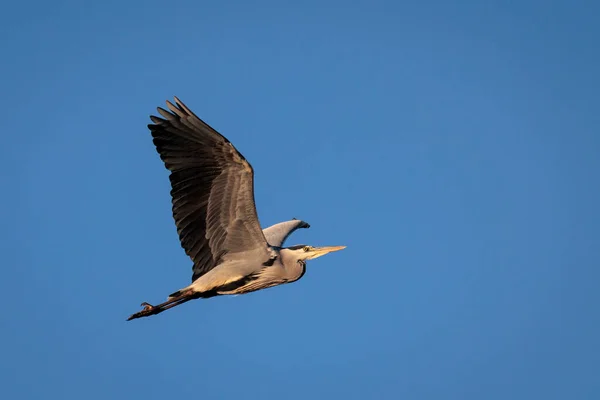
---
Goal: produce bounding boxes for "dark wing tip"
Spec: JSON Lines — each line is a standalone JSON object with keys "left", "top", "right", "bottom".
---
{"left": 292, "top": 218, "right": 310, "bottom": 229}
{"left": 147, "top": 96, "right": 186, "bottom": 124}
{"left": 149, "top": 115, "right": 165, "bottom": 124}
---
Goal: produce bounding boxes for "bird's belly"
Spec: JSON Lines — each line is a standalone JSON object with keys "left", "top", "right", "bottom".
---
{"left": 189, "top": 260, "right": 259, "bottom": 293}
{"left": 190, "top": 260, "right": 294, "bottom": 296}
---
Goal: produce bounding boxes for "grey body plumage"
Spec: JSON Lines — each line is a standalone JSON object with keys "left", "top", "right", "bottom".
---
{"left": 127, "top": 97, "right": 345, "bottom": 321}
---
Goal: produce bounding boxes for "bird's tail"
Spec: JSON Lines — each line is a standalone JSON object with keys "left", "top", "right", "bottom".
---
{"left": 168, "top": 289, "right": 184, "bottom": 299}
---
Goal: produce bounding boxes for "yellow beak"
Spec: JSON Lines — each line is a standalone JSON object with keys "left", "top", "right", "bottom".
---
{"left": 307, "top": 245, "right": 347, "bottom": 260}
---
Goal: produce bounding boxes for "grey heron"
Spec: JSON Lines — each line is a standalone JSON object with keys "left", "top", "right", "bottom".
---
{"left": 127, "top": 97, "right": 345, "bottom": 321}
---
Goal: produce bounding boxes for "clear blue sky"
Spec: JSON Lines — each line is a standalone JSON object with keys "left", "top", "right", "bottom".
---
{"left": 3, "top": 0, "right": 599, "bottom": 399}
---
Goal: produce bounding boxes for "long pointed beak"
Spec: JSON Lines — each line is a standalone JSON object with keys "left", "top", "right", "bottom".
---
{"left": 307, "top": 245, "right": 346, "bottom": 260}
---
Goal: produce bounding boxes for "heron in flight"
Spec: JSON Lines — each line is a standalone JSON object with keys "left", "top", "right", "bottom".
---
{"left": 127, "top": 97, "right": 345, "bottom": 321}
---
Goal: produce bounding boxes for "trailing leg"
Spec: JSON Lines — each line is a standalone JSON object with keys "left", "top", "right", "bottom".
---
{"left": 126, "top": 289, "right": 197, "bottom": 321}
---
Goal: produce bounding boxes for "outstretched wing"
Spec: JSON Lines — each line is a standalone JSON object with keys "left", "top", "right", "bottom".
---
{"left": 149, "top": 97, "right": 270, "bottom": 282}
{"left": 262, "top": 219, "right": 310, "bottom": 247}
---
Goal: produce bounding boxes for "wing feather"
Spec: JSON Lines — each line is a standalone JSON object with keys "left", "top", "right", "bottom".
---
{"left": 262, "top": 219, "right": 310, "bottom": 247}
{"left": 149, "top": 97, "right": 270, "bottom": 282}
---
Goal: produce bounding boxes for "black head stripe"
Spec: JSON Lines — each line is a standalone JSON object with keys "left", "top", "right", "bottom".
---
{"left": 286, "top": 244, "right": 307, "bottom": 250}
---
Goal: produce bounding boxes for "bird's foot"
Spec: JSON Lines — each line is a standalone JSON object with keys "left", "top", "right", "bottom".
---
{"left": 126, "top": 302, "right": 155, "bottom": 321}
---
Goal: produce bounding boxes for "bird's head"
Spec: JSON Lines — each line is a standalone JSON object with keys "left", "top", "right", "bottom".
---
{"left": 284, "top": 244, "right": 346, "bottom": 263}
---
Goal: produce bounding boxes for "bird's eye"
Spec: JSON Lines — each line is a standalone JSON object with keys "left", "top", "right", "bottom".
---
{"left": 303, "top": 246, "right": 310, "bottom": 252}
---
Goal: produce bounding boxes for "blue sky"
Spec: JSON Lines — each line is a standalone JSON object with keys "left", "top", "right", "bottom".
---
{"left": 3, "top": 0, "right": 599, "bottom": 398}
